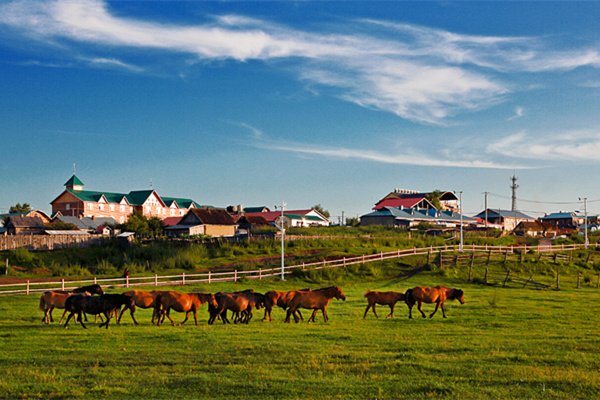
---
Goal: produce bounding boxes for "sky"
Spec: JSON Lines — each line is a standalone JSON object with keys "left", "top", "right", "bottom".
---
{"left": 1, "top": 1, "right": 599, "bottom": 221}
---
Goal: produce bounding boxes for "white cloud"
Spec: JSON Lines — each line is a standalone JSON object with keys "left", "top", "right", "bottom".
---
{"left": 507, "top": 106, "right": 525, "bottom": 121}
{"left": 0, "top": 0, "right": 598, "bottom": 125}
{"left": 488, "top": 130, "right": 600, "bottom": 161}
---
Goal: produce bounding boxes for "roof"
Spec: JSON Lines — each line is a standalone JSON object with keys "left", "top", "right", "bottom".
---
{"left": 474, "top": 209, "right": 534, "bottom": 220}
{"left": 244, "top": 210, "right": 327, "bottom": 223}
{"left": 162, "top": 216, "right": 183, "bottom": 227}
{"left": 161, "top": 197, "right": 198, "bottom": 209}
{"left": 44, "top": 230, "right": 89, "bottom": 235}
{"left": 540, "top": 212, "right": 581, "bottom": 220}
{"left": 374, "top": 197, "right": 433, "bottom": 210}
{"left": 56, "top": 216, "right": 116, "bottom": 230}
{"left": 6, "top": 216, "right": 46, "bottom": 228}
{"left": 237, "top": 215, "right": 270, "bottom": 225}
{"left": 361, "top": 207, "right": 474, "bottom": 222}
{"left": 187, "top": 208, "right": 237, "bottom": 225}
{"left": 243, "top": 206, "right": 270, "bottom": 213}
{"left": 64, "top": 174, "right": 84, "bottom": 187}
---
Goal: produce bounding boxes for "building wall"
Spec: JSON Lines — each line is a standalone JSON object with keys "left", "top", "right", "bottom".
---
{"left": 360, "top": 216, "right": 396, "bottom": 227}
{"left": 204, "top": 225, "right": 236, "bottom": 237}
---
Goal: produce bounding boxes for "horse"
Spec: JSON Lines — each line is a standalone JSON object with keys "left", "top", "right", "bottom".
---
{"left": 263, "top": 289, "right": 308, "bottom": 322}
{"left": 154, "top": 291, "right": 218, "bottom": 326}
{"left": 64, "top": 293, "right": 135, "bottom": 329}
{"left": 118, "top": 290, "right": 165, "bottom": 325}
{"left": 363, "top": 290, "right": 406, "bottom": 319}
{"left": 39, "top": 284, "right": 104, "bottom": 324}
{"left": 405, "top": 286, "right": 465, "bottom": 319}
{"left": 211, "top": 290, "right": 263, "bottom": 324}
{"left": 285, "top": 286, "right": 346, "bottom": 323}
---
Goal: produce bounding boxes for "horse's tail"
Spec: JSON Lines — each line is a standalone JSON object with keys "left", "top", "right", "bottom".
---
{"left": 39, "top": 294, "right": 46, "bottom": 311}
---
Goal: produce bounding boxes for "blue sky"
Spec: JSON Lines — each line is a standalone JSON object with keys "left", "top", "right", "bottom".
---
{"left": 1, "top": 1, "right": 599, "bottom": 221}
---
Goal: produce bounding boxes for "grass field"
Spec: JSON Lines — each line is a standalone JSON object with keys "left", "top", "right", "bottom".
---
{"left": 1, "top": 271, "right": 599, "bottom": 399}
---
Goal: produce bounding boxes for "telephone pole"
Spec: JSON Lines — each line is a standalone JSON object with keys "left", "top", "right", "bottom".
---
{"left": 510, "top": 174, "right": 519, "bottom": 212}
{"left": 580, "top": 197, "right": 588, "bottom": 249}
{"left": 483, "top": 191, "right": 489, "bottom": 228}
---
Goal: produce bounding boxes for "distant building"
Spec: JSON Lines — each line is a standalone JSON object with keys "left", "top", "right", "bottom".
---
{"left": 5, "top": 216, "right": 46, "bottom": 235}
{"left": 473, "top": 209, "right": 535, "bottom": 231}
{"left": 373, "top": 189, "right": 459, "bottom": 212}
{"left": 244, "top": 209, "right": 330, "bottom": 227}
{"left": 360, "top": 207, "right": 475, "bottom": 228}
{"left": 51, "top": 175, "right": 201, "bottom": 223}
{"left": 165, "top": 208, "right": 237, "bottom": 238}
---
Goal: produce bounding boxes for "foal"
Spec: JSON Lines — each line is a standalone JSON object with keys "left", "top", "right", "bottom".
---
{"left": 363, "top": 290, "right": 406, "bottom": 319}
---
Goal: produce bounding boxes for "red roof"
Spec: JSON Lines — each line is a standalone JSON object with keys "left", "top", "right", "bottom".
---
{"left": 244, "top": 210, "right": 313, "bottom": 223}
{"left": 162, "top": 216, "right": 183, "bottom": 227}
{"left": 374, "top": 198, "right": 426, "bottom": 210}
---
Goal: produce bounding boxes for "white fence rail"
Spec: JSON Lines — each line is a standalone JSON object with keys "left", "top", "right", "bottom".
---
{"left": 0, "top": 243, "right": 596, "bottom": 295}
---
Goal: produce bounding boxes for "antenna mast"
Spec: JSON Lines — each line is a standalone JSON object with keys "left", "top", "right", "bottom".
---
{"left": 510, "top": 174, "right": 519, "bottom": 212}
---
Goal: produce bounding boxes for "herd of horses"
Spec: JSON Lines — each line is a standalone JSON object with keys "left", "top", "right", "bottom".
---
{"left": 38, "top": 283, "right": 464, "bottom": 329}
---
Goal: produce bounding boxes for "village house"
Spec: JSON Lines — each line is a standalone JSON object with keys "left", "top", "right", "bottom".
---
{"left": 360, "top": 207, "right": 475, "bottom": 228}
{"left": 539, "top": 212, "right": 586, "bottom": 229}
{"left": 243, "top": 209, "right": 330, "bottom": 227}
{"left": 50, "top": 175, "right": 200, "bottom": 223}
{"left": 165, "top": 208, "right": 237, "bottom": 238}
{"left": 373, "top": 189, "right": 459, "bottom": 212}
{"left": 5, "top": 216, "right": 47, "bottom": 235}
{"left": 473, "top": 209, "right": 535, "bottom": 231}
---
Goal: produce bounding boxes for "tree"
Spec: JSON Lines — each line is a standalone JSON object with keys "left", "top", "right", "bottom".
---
{"left": 424, "top": 190, "right": 443, "bottom": 210}
{"left": 45, "top": 220, "right": 78, "bottom": 230}
{"left": 345, "top": 216, "right": 360, "bottom": 227}
{"left": 312, "top": 204, "right": 330, "bottom": 219}
{"left": 147, "top": 217, "right": 165, "bottom": 239}
{"left": 9, "top": 203, "right": 31, "bottom": 214}
{"left": 121, "top": 210, "right": 150, "bottom": 238}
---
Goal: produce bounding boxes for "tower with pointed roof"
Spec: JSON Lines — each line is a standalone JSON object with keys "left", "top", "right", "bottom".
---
{"left": 64, "top": 175, "right": 84, "bottom": 191}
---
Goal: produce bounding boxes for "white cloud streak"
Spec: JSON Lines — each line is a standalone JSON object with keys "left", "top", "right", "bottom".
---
{"left": 507, "top": 106, "right": 525, "bottom": 121}
{"left": 0, "top": 0, "right": 597, "bottom": 125}
{"left": 488, "top": 130, "right": 600, "bottom": 161}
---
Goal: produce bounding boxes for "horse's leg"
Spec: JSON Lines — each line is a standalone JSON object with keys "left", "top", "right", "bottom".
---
{"left": 415, "top": 301, "right": 425, "bottom": 318}
{"left": 284, "top": 308, "right": 292, "bottom": 323}
{"left": 63, "top": 312, "right": 74, "bottom": 328}
{"left": 372, "top": 304, "right": 379, "bottom": 318}
{"left": 322, "top": 308, "right": 327, "bottom": 323}
{"left": 166, "top": 309, "right": 176, "bottom": 326}
{"left": 181, "top": 310, "right": 190, "bottom": 325}
{"left": 48, "top": 306, "right": 54, "bottom": 323}
{"left": 78, "top": 312, "right": 87, "bottom": 329}
{"left": 296, "top": 309, "right": 303, "bottom": 321}
{"left": 193, "top": 310, "right": 198, "bottom": 326}
{"left": 429, "top": 301, "right": 440, "bottom": 318}
{"left": 363, "top": 304, "right": 371, "bottom": 319}
{"left": 308, "top": 309, "right": 317, "bottom": 323}
{"left": 387, "top": 303, "right": 395, "bottom": 319}
{"left": 58, "top": 309, "right": 69, "bottom": 324}
{"left": 440, "top": 301, "right": 447, "bottom": 318}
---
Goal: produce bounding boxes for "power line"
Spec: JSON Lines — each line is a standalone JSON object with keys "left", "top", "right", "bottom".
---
{"left": 487, "top": 192, "right": 588, "bottom": 205}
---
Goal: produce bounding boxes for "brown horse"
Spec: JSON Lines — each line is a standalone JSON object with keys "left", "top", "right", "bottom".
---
{"left": 405, "top": 286, "right": 465, "bottom": 319}
{"left": 263, "top": 289, "right": 309, "bottom": 322}
{"left": 154, "top": 291, "right": 218, "bottom": 326}
{"left": 285, "top": 286, "right": 346, "bottom": 323}
{"left": 212, "top": 291, "right": 263, "bottom": 324}
{"left": 363, "top": 290, "right": 406, "bottom": 319}
{"left": 39, "top": 284, "right": 104, "bottom": 324}
{"left": 118, "top": 290, "right": 165, "bottom": 325}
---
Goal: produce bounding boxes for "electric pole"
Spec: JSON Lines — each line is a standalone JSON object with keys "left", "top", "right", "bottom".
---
{"left": 580, "top": 197, "right": 588, "bottom": 249}
{"left": 483, "top": 191, "right": 489, "bottom": 228}
{"left": 459, "top": 191, "right": 463, "bottom": 252}
{"left": 510, "top": 174, "right": 519, "bottom": 212}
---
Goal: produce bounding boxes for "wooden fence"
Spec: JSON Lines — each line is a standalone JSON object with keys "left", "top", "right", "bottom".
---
{"left": 0, "top": 234, "right": 105, "bottom": 251}
{"left": 1, "top": 243, "right": 598, "bottom": 295}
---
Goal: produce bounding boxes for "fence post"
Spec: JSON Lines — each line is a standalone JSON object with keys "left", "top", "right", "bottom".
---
{"left": 454, "top": 254, "right": 458, "bottom": 268}
{"left": 61, "top": 278, "right": 65, "bottom": 291}
{"left": 503, "top": 270, "right": 510, "bottom": 287}
{"left": 234, "top": 270, "right": 238, "bottom": 282}
{"left": 94, "top": 276, "right": 97, "bottom": 284}
{"left": 427, "top": 249, "right": 431, "bottom": 264}
{"left": 597, "top": 272, "right": 600, "bottom": 289}
{"left": 503, "top": 251, "right": 508, "bottom": 266}
{"left": 468, "top": 253, "right": 474, "bottom": 282}
{"left": 302, "top": 262, "right": 305, "bottom": 271}
{"left": 343, "top": 257, "right": 346, "bottom": 267}
{"left": 259, "top": 268, "right": 262, "bottom": 280}
{"left": 487, "top": 250, "right": 492, "bottom": 266}
{"left": 577, "top": 271, "right": 581, "bottom": 289}
{"left": 380, "top": 251, "right": 384, "bottom": 260}
{"left": 182, "top": 272, "right": 186, "bottom": 286}
{"left": 126, "top": 275, "right": 130, "bottom": 288}
{"left": 208, "top": 270, "right": 211, "bottom": 284}
{"left": 4, "top": 258, "right": 7, "bottom": 276}
{"left": 26, "top": 280, "right": 30, "bottom": 295}
{"left": 155, "top": 274, "right": 158, "bottom": 287}
{"left": 556, "top": 266, "right": 560, "bottom": 290}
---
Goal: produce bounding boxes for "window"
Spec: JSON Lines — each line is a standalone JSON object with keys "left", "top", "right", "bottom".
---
{"left": 65, "top": 204, "right": 70, "bottom": 210}
{"left": 99, "top": 204, "right": 104, "bottom": 211}
{"left": 120, "top": 205, "right": 125, "bottom": 212}
{"left": 109, "top": 204, "right": 115, "bottom": 212}
{"left": 87, "top": 203, "right": 93, "bottom": 210}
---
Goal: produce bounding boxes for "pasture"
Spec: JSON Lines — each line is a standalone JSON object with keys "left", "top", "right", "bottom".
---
{"left": 0, "top": 274, "right": 599, "bottom": 399}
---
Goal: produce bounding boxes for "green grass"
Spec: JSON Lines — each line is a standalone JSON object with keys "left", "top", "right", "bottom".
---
{"left": 1, "top": 269, "right": 599, "bottom": 399}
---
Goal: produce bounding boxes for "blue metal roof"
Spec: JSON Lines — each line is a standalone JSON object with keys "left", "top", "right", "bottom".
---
{"left": 474, "top": 209, "right": 533, "bottom": 220}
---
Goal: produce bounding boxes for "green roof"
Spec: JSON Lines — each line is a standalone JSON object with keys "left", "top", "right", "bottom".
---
{"left": 126, "top": 190, "right": 155, "bottom": 206}
{"left": 64, "top": 175, "right": 84, "bottom": 187}
{"left": 67, "top": 189, "right": 128, "bottom": 203}
{"left": 161, "top": 197, "right": 197, "bottom": 209}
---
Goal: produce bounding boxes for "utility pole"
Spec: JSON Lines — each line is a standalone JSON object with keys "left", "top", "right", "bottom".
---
{"left": 580, "top": 197, "right": 588, "bottom": 249}
{"left": 277, "top": 201, "right": 287, "bottom": 280}
{"left": 483, "top": 191, "right": 489, "bottom": 228}
{"left": 459, "top": 191, "right": 464, "bottom": 252}
{"left": 510, "top": 174, "right": 519, "bottom": 212}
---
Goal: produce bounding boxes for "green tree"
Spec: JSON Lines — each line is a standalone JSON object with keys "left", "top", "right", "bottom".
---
{"left": 9, "top": 203, "right": 31, "bottom": 214}
{"left": 121, "top": 210, "right": 150, "bottom": 238}
{"left": 45, "top": 220, "right": 78, "bottom": 230}
{"left": 148, "top": 217, "right": 165, "bottom": 239}
{"left": 345, "top": 216, "right": 360, "bottom": 227}
{"left": 312, "top": 204, "right": 330, "bottom": 219}
{"left": 424, "top": 190, "right": 443, "bottom": 210}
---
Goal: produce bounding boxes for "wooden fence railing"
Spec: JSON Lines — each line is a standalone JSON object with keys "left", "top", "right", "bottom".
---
{"left": 1, "top": 243, "right": 597, "bottom": 295}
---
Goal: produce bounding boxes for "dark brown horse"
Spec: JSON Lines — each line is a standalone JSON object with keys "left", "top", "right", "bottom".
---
{"left": 363, "top": 290, "right": 406, "bottom": 319}
{"left": 405, "top": 286, "right": 465, "bottom": 319}
{"left": 64, "top": 293, "right": 135, "bottom": 329}
{"left": 154, "top": 291, "right": 218, "bottom": 326}
{"left": 263, "top": 289, "right": 309, "bottom": 322}
{"left": 118, "top": 290, "right": 165, "bottom": 325}
{"left": 285, "top": 286, "right": 346, "bottom": 323}
{"left": 39, "top": 284, "right": 104, "bottom": 324}
{"left": 211, "top": 290, "right": 263, "bottom": 324}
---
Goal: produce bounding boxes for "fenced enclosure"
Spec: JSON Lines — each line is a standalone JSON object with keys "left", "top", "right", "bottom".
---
{"left": 1, "top": 243, "right": 599, "bottom": 295}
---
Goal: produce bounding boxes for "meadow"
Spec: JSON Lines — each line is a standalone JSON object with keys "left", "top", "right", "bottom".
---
{"left": 1, "top": 269, "right": 599, "bottom": 399}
